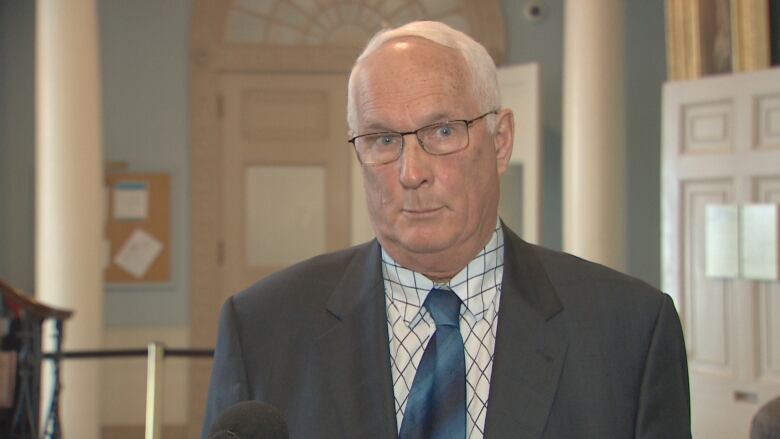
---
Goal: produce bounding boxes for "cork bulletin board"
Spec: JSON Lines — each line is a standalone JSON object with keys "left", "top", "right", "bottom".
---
{"left": 104, "top": 172, "right": 171, "bottom": 284}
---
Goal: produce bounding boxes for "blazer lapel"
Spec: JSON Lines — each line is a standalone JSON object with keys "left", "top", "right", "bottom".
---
{"left": 484, "top": 227, "right": 568, "bottom": 439}
{"left": 309, "top": 241, "right": 398, "bottom": 439}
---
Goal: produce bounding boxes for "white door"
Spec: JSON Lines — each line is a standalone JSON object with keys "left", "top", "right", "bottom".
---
{"left": 219, "top": 73, "right": 352, "bottom": 299}
{"left": 662, "top": 67, "right": 780, "bottom": 439}
{"left": 497, "top": 63, "right": 542, "bottom": 244}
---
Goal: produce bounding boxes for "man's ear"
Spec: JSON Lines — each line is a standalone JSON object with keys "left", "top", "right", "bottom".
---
{"left": 493, "top": 109, "right": 514, "bottom": 176}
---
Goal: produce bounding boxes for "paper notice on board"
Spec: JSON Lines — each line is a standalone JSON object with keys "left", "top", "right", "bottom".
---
{"left": 704, "top": 204, "right": 739, "bottom": 278}
{"left": 741, "top": 204, "right": 779, "bottom": 281}
{"left": 114, "top": 229, "right": 163, "bottom": 279}
{"left": 114, "top": 182, "right": 148, "bottom": 220}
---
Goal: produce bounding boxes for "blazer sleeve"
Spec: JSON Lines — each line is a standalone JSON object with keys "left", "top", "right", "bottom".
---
{"left": 201, "top": 298, "right": 250, "bottom": 439}
{"left": 634, "top": 294, "right": 691, "bottom": 438}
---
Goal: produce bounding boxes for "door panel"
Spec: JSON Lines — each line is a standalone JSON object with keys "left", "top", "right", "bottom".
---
{"left": 681, "top": 179, "right": 744, "bottom": 439}
{"left": 682, "top": 179, "right": 735, "bottom": 370}
{"left": 220, "top": 73, "right": 350, "bottom": 298}
{"left": 755, "top": 177, "right": 780, "bottom": 387}
{"left": 496, "top": 63, "right": 542, "bottom": 243}
{"left": 754, "top": 93, "right": 780, "bottom": 150}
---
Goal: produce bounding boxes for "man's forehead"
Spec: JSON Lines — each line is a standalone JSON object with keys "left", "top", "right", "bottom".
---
{"left": 354, "top": 68, "right": 469, "bottom": 122}
{"left": 361, "top": 35, "right": 462, "bottom": 63}
{"left": 349, "top": 35, "right": 476, "bottom": 129}
{"left": 354, "top": 37, "right": 468, "bottom": 91}
{"left": 375, "top": 35, "right": 449, "bottom": 52}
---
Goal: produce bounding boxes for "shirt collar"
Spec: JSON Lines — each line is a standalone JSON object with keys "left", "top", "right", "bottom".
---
{"left": 382, "top": 219, "right": 504, "bottom": 325}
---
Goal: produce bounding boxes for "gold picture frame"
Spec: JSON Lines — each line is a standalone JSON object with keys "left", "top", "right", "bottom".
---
{"left": 666, "top": 0, "right": 771, "bottom": 80}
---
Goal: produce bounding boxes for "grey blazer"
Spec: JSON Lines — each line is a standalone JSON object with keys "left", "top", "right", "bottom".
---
{"left": 202, "top": 226, "right": 691, "bottom": 438}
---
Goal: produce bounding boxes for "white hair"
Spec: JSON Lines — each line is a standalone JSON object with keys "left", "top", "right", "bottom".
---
{"left": 346, "top": 21, "right": 501, "bottom": 133}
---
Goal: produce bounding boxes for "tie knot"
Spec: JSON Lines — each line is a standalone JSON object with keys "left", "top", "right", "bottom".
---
{"left": 424, "top": 288, "right": 461, "bottom": 328}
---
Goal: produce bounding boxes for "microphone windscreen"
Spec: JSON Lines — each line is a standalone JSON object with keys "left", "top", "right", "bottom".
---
{"left": 207, "top": 400, "right": 289, "bottom": 439}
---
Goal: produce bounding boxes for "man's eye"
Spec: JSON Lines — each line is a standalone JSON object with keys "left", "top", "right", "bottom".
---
{"left": 369, "top": 134, "right": 398, "bottom": 147}
{"left": 435, "top": 125, "right": 454, "bottom": 137}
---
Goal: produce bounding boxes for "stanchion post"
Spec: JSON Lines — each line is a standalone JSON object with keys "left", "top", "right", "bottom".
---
{"left": 145, "top": 341, "right": 165, "bottom": 439}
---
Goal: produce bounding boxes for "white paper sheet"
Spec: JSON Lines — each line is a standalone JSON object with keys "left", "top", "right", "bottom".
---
{"left": 114, "top": 229, "right": 163, "bottom": 279}
{"left": 113, "top": 182, "right": 148, "bottom": 220}
{"left": 705, "top": 204, "right": 739, "bottom": 279}
{"left": 741, "top": 204, "right": 779, "bottom": 281}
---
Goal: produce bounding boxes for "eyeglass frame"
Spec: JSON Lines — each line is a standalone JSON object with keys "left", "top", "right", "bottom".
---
{"left": 348, "top": 110, "right": 499, "bottom": 165}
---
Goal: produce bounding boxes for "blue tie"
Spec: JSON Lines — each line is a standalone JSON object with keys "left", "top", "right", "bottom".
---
{"left": 399, "top": 288, "right": 467, "bottom": 439}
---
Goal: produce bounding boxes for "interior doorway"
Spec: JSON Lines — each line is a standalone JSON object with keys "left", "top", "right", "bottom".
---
{"left": 218, "top": 73, "right": 351, "bottom": 299}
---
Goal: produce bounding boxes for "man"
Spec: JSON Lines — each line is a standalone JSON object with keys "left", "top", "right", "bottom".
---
{"left": 203, "top": 21, "right": 690, "bottom": 438}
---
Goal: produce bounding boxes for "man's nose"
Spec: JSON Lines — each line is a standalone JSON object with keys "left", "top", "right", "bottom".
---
{"left": 398, "top": 134, "right": 432, "bottom": 189}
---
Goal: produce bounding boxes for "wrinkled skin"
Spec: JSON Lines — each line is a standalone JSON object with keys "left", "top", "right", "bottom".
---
{"left": 351, "top": 37, "right": 515, "bottom": 281}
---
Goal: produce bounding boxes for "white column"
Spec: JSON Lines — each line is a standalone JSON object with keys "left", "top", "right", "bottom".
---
{"left": 36, "top": 1, "right": 103, "bottom": 438}
{"left": 563, "top": 0, "right": 626, "bottom": 271}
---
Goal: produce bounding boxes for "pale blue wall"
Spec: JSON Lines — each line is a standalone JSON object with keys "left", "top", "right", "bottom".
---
{"left": 99, "top": 0, "right": 192, "bottom": 326}
{"left": 624, "top": 1, "right": 667, "bottom": 287}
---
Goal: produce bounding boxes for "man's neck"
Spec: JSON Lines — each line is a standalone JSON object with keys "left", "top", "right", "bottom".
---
{"left": 382, "top": 220, "right": 500, "bottom": 282}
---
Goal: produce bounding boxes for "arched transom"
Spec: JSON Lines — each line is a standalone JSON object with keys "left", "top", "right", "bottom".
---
{"left": 226, "top": 0, "right": 471, "bottom": 47}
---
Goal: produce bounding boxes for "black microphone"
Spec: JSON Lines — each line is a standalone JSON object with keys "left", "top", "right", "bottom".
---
{"left": 207, "top": 400, "right": 289, "bottom": 439}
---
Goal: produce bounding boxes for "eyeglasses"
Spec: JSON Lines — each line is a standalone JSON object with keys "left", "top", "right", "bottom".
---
{"left": 348, "top": 110, "right": 498, "bottom": 165}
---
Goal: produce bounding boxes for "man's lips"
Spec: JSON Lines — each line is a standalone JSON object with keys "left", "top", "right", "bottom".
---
{"left": 402, "top": 206, "right": 444, "bottom": 216}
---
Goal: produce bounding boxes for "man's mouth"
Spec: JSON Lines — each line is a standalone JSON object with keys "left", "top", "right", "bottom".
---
{"left": 402, "top": 206, "right": 443, "bottom": 216}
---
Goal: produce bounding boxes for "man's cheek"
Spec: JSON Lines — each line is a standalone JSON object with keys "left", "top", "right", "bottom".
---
{"left": 364, "top": 172, "right": 392, "bottom": 207}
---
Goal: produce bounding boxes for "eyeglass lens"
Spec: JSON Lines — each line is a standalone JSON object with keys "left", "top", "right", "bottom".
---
{"left": 355, "top": 120, "right": 469, "bottom": 164}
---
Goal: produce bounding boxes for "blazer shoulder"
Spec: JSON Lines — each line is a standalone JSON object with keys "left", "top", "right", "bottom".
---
{"left": 546, "top": 245, "right": 662, "bottom": 302}
{"left": 504, "top": 229, "right": 667, "bottom": 311}
{"left": 230, "top": 240, "right": 379, "bottom": 312}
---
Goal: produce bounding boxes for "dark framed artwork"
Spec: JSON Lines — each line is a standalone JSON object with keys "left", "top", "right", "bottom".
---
{"left": 666, "top": 0, "right": 772, "bottom": 80}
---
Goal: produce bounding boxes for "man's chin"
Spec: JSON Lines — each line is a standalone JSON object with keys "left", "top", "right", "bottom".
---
{"left": 384, "top": 230, "right": 456, "bottom": 256}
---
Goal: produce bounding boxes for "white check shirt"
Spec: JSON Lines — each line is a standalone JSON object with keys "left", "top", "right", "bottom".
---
{"left": 382, "top": 221, "right": 505, "bottom": 438}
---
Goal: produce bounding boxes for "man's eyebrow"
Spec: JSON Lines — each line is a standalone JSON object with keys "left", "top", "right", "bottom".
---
{"left": 360, "top": 112, "right": 455, "bottom": 133}
{"left": 421, "top": 112, "right": 453, "bottom": 125}
{"left": 360, "top": 121, "right": 394, "bottom": 133}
